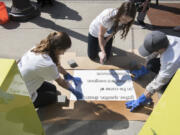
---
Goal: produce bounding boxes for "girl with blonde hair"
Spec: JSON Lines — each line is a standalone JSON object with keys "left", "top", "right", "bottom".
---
{"left": 18, "top": 31, "right": 82, "bottom": 108}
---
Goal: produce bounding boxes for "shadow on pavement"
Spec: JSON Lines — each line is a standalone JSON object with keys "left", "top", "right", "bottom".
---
{"left": 2, "top": 1, "right": 88, "bottom": 43}
{"left": 44, "top": 119, "right": 129, "bottom": 135}
{"left": 0, "top": 7, "right": 20, "bottom": 29}
{"left": 101, "top": 47, "right": 155, "bottom": 89}
{"left": 37, "top": 101, "right": 129, "bottom": 121}
{"left": 150, "top": 3, "right": 180, "bottom": 14}
{"left": 40, "top": 0, "right": 82, "bottom": 21}
{"left": 31, "top": 15, "right": 88, "bottom": 42}
{"left": 107, "top": 47, "right": 145, "bottom": 70}
{"left": 133, "top": 21, "right": 180, "bottom": 37}
{"left": 37, "top": 101, "right": 129, "bottom": 135}
{"left": 30, "top": 0, "right": 88, "bottom": 42}
{"left": 0, "top": 20, "right": 20, "bottom": 29}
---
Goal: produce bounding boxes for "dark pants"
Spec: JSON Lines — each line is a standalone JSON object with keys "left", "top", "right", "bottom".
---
{"left": 87, "top": 33, "right": 113, "bottom": 61}
{"left": 146, "top": 58, "right": 173, "bottom": 92}
{"left": 146, "top": 58, "right": 161, "bottom": 74}
{"left": 34, "top": 81, "right": 58, "bottom": 108}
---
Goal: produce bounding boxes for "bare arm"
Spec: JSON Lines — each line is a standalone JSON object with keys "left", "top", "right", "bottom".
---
{"left": 144, "top": 61, "right": 176, "bottom": 98}
{"left": 105, "top": 34, "right": 113, "bottom": 43}
{"left": 98, "top": 25, "right": 108, "bottom": 54}
{"left": 55, "top": 77, "right": 69, "bottom": 90}
{"left": 57, "top": 65, "right": 68, "bottom": 76}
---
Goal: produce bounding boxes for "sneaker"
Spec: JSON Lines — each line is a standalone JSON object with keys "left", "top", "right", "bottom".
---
{"left": 137, "top": 19, "right": 145, "bottom": 26}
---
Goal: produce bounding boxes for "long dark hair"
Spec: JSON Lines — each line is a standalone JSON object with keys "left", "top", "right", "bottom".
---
{"left": 31, "top": 31, "right": 71, "bottom": 66}
{"left": 112, "top": 2, "right": 136, "bottom": 39}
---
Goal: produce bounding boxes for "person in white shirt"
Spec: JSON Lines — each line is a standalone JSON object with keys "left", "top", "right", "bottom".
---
{"left": 126, "top": 31, "right": 180, "bottom": 112}
{"left": 18, "top": 31, "right": 83, "bottom": 108}
{"left": 88, "top": 2, "right": 136, "bottom": 64}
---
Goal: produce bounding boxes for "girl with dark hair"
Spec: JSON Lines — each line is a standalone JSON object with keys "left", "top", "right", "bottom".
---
{"left": 88, "top": 2, "right": 136, "bottom": 64}
{"left": 18, "top": 31, "right": 82, "bottom": 108}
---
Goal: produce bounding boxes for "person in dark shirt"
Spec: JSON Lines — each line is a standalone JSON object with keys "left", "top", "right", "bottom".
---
{"left": 127, "top": 0, "right": 151, "bottom": 26}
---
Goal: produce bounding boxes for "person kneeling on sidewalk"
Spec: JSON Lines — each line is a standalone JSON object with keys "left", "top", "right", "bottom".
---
{"left": 126, "top": 31, "right": 180, "bottom": 112}
{"left": 18, "top": 31, "right": 83, "bottom": 108}
{"left": 88, "top": 2, "right": 136, "bottom": 64}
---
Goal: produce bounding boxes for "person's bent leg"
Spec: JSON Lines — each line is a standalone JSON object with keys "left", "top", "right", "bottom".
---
{"left": 34, "top": 82, "right": 58, "bottom": 108}
{"left": 87, "top": 33, "right": 99, "bottom": 60}
{"left": 137, "top": 11, "right": 146, "bottom": 25}
{"left": 105, "top": 37, "right": 113, "bottom": 59}
{"left": 137, "top": 2, "right": 149, "bottom": 26}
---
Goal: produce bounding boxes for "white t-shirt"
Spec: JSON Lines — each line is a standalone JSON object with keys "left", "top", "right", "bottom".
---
{"left": 89, "top": 8, "right": 118, "bottom": 38}
{"left": 146, "top": 35, "right": 180, "bottom": 93}
{"left": 18, "top": 50, "right": 60, "bottom": 102}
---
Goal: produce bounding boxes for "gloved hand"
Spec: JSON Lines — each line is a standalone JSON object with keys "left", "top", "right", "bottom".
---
{"left": 64, "top": 73, "right": 82, "bottom": 86}
{"left": 125, "top": 94, "right": 152, "bottom": 112}
{"left": 131, "top": 66, "right": 149, "bottom": 79}
{"left": 68, "top": 85, "right": 83, "bottom": 100}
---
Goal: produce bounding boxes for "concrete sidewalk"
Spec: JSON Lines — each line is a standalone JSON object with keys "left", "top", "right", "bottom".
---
{"left": 0, "top": 0, "right": 151, "bottom": 60}
{"left": 0, "top": 0, "right": 179, "bottom": 135}
{"left": 1, "top": 0, "right": 179, "bottom": 59}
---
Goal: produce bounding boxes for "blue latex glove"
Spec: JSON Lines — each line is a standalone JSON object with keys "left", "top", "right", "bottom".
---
{"left": 64, "top": 73, "right": 74, "bottom": 80}
{"left": 125, "top": 94, "right": 152, "bottom": 112}
{"left": 68, "top": 85, "right": 83, "bottom": 100}
{"left": 131, "top": 66, "right": 149, "bottom": 79}
{"left": 64, "top": 73, "right": 82, "bottom": 86}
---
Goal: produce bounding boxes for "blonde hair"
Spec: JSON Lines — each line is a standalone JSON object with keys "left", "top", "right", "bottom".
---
{"left": 31, "top": 31, "right": 71, "bottom": 66}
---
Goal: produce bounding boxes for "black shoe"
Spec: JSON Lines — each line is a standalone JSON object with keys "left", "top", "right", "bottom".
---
{"left": 138, "top": 19, "right": 145, "bottom": 26}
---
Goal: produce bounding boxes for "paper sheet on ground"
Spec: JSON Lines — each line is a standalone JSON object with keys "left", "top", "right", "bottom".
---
{"left": 70, "top": 70, "right": 136, "bottom": 101}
